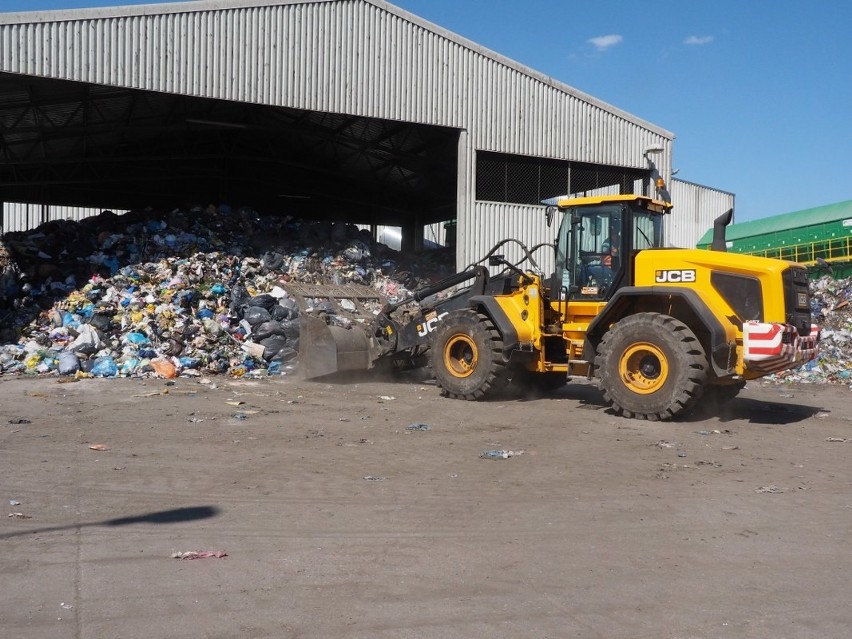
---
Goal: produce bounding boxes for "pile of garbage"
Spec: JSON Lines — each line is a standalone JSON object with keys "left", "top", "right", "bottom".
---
{"left": 0, "top": 205, "right": 454, "bottom": 378}
{"left": 770, "top": 274, "right": 852, "bottom": 384}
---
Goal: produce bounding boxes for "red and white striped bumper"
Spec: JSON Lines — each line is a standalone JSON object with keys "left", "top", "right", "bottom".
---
{"left": 743, "top": 322, "right": 820, "bottom": 374}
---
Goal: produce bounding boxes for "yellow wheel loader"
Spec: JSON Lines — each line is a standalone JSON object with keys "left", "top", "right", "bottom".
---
{"left": 298, "top": 194, "right": 820, "bottom": 420}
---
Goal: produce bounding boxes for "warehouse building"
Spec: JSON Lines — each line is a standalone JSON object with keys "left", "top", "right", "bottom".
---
{"left": 0, "top": 0, "right": 730, "bottom": 271}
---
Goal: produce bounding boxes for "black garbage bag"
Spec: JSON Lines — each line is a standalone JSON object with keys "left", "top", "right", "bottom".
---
{"left": 270, "top": 305, "right": 290, "bottom": 322}
{"left": 252, "top": 320, "right": 287, "bottom": 341}
{"left": 261, "top": 251, "right": 284, "bottom": 271}
{"left": 229, "top": 284, "right": 251, "bottom": 314}
{"left": 88, "top": 312, "right": 113, "bottom": 332}
{"left": 270, "top": 344, "right": 298, "bottom": 364}
{"left": 247, "top": 294, "right": 277, "bottom": 311}
{"left": 280, "top": 297, "right": 300, "bottom": 319}
{"left": 279, "top": 319, "right": 301, "bottom": 342}
{"left": 259, "top": 335, "right": 290, "bottom": 361}
{"left": 242, "top": 306, "right": 272, "bottom": 326}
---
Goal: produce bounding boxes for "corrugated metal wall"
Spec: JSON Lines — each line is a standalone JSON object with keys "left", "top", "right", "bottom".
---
{"left": 464, "top": 202, "right": 556, "bottom": 275}
{"left": 2, "top": 201, "right": 127, "bottom": 234}
{"left": 0, "top": 0, "right": 674, "bottom": 263}
{"left": 668, "top": 178, "right": 734, "bottom": 248}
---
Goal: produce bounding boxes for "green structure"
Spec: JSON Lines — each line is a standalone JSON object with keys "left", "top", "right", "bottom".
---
{"left": 697, "top": 200, "right": 852, "bottom": 277}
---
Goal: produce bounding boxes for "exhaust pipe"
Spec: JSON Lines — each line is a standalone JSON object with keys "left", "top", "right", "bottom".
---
{"left": 711, "top": 209, "right": 733, "bottom": 252}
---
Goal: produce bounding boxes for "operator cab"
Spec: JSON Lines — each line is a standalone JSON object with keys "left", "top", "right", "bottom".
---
{"left": 545, "top": 195, "right": 669, "bottom": 301}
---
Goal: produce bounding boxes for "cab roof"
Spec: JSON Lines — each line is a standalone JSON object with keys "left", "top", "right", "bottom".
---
{"left": 541, "top": 193, "right": 673, "bottom": 212}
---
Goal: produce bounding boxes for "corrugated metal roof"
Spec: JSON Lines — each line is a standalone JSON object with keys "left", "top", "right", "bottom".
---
{"left": 0, "top": 0, "right": 673, "bottom": 155}
{"left": 697, "top": 199, "right": 852, "bottom": 245}
{"left": 0, "top": 0, "right": 672, "bottom": 139}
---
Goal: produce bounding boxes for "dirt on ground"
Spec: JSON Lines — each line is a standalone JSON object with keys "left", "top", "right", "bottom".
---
{"left": 1, "top": 369, "right": 850, "bottom": 639}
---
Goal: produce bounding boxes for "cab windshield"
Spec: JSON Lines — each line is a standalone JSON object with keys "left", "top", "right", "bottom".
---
{"left": 554, "top": 202, "right": 663, "bottom": 299}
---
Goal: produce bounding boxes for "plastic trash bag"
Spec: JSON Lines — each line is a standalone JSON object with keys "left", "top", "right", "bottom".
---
{"left": 124, "top": 332, "right": 150, "bottom": 345}
{"left": 242, "top": 306, "right": 271, "bottom": 326}
{"left": 259, "top": 336, "right": 290, "bottom": 361}
{"left": 67, "top": 324, "right": 102, "bottom": 355}
{"left": 251, "top": 321, "right": 287, "bottom": 341}
{"left": 150, "top": 358, "right": 177, "bottom": 379}
{"left": 91, "top": 356, "right": 118, "bottom": 377}
{"left": 246, "top": 294, "right": 277, "bottom": 311}
{"left": 58, "top": 351, "right": 81, "bottom": 375}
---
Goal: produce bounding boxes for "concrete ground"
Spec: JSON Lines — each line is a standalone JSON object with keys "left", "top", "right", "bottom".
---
{"left": 1, "top": 371, "right": 850, "bottom": 638}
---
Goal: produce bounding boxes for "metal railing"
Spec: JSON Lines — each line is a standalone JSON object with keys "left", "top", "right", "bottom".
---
{"left": 739, "top": 236, "right": 852, "bottom": 265}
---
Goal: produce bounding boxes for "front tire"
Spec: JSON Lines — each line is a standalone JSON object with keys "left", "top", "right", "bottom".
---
{"left": 595, "top": 312, "right": 707, "bottom": 420}
{"left": 430, "top": 310, "right": 508, "bottom": 400}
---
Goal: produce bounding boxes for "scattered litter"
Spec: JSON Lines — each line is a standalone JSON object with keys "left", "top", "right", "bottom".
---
{"left": 378, "top": 395, "right": 396, "bottom": 401}
{"left": 677, "top": 449, "right": 687, "bottom": 458}
{"left": 187, "top": 417, "right": 206, "bottom": 423}
{"left": 60, "top": 603, "right": 73, "bottom": 610}
{"left": 8, "top": 418, "right": 31, "bottom": 424}
{"left": 171, "top": 550, "right": 228, "bottom": 560}
{"left": 8, "top": 512, "right": 32, "bottom": 519}
{"left": 756, "top": 485, "right": 785, "bottom": 494}
{"left": 655, "top": 441, "right": 674, "bottom": 449}
{"left": 225, "top": 400, "right": 245, "bottom": 406}
{"left": 480, "top": 449, "right": 524, "bottom": 460}
{"left": 9, "top": 499, "right": 20, "bottom": 506}
{"left": 826, "top": 437, "right": 851, "bottom": 443}
{"left": 88, "top": 444, "right": 109, "bottom": 451}
{"left": 363, "top": 475, "right": 386, "bottom": 481}
{"left": 406, "top": 423, "right": 431, "bottom": 431}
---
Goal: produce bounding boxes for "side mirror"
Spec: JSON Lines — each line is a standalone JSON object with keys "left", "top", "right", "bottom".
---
{"left": 545, "top": 206, "right": 555, "bottom": 228}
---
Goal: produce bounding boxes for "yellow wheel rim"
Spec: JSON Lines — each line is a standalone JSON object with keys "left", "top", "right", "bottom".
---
{"left": 619, "top": 342, "right": 668, "bottom": 394}
{"left": 444, "top": 333, "right": 478, "bottom": 378}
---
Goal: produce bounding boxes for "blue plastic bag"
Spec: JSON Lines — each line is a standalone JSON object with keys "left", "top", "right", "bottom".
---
{"left": 91, "top": 356, "right": 118, "bottom": 377}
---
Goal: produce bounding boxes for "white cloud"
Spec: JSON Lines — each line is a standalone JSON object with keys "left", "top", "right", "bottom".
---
{"left": 684, "top": 35, "right": 714, "bottom": 45}
{"left": 588, "top": 34, "right": 623, "bottom": 52}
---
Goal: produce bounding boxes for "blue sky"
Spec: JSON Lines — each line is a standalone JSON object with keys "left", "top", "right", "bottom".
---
{"left": 3, "top": 0, "right": 851, "bottom": 221}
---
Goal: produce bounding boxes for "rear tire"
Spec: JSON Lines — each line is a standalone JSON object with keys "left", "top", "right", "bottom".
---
{"left": 430, "top": 310, "right": 508, "bottom": 400}
{"left": 595, "top": 312, "right": 707, "bottom": 420}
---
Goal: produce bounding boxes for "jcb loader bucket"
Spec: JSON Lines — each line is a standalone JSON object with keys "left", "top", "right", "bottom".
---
{"left": 278, "top": 282, "right": 387, "bottom": 379}
{"left": 299, "top": 314, "right": 375, "bottom": 379}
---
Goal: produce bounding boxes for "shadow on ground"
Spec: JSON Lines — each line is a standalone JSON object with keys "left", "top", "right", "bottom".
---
{"left": 0, "top": 505, "right": 219, "bottom": 540}
{"left": 685, "top": 396, "right": 824, "bottom": 425}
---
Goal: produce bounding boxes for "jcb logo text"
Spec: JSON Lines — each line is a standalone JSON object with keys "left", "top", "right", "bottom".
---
{"left": 417, "top": 312, "right": 449, "bottom": 337}
{"left": 655, "top": 269, "right": 696, "bottom": 283}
